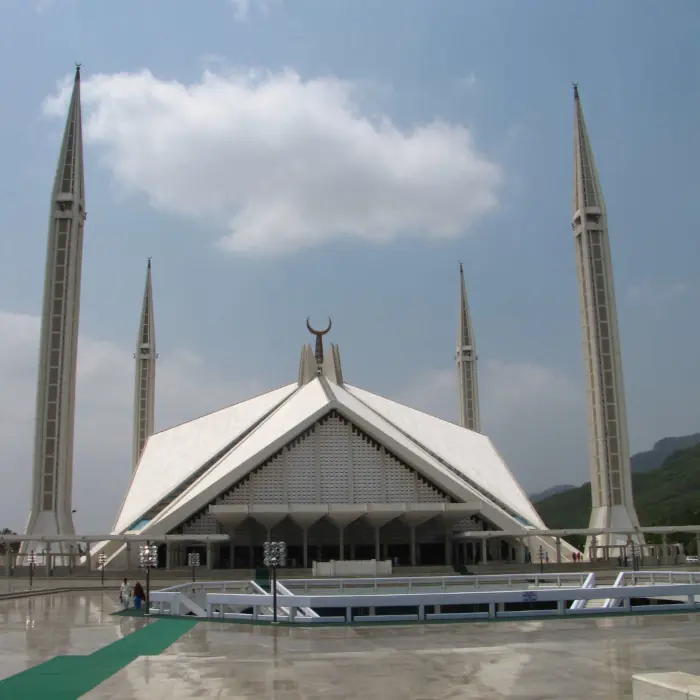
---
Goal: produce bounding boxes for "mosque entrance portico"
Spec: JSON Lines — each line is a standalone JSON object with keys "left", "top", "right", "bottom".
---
{"left": 201, "top": 502, "right": 481, "bottom": 569}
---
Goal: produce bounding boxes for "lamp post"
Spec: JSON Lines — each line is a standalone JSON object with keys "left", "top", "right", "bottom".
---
{"left": 98, "top": 553, "right": 107, "bottom": 586}
{"left": 28, "top": 551, "right": 36, "bottom": 588}
{"left": 187, "top": 551, "right": 201, "bottom": 583}
{"left": 537, "top": 546, "right": 545, "bottom": 574}
{"left": 263, "top": 541, "right": 287, "bottom": 623}
{"left": 630, "top": 542, "right": 640, "bottom": 572}
{"left": 139, "top": 543, "right": 158, "bottom": 615}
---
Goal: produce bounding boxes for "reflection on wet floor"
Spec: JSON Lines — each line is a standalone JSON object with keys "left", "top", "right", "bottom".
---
{"left": 2, "top": 592, "right": 700, "bottom": 699}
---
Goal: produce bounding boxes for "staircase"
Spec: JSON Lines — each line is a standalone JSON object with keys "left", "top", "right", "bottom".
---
{"left": 583, "top": 597, "right": 607, "bottom": 609}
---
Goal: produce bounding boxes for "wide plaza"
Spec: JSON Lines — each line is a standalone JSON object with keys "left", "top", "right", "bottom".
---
{"left": 1, "top": 589, "right": 700, "bottom": 699}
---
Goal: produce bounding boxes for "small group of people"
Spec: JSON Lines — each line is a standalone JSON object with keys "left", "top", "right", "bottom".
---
{"left": 119, "top": 578, "right": 146, "bottom": 611}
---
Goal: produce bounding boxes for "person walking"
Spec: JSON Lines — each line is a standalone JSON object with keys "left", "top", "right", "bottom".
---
{"left": 132, "top": 582, "right": 145, "bottom": 611}
{"left": 119, "top": 578, "right": 132, "bottom": 611}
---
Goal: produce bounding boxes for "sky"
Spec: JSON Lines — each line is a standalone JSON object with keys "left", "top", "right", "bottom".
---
{"left": 0, "top": 0, "right": 698, "bottom": 533}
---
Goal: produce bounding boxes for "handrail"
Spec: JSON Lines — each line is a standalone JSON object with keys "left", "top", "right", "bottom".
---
{"left": 603, "top": 571, "right": 626, "bottom": 608}
{"left": 276, "top": 580, "right": 319, "bottom": 618}
{"left": 201, "top": 580, "right": 699, "bottom": 621}
{"left": 150, "top": 574, "right": 700, "bottom": 620}
{"left": 570, "top": 572, "right": 596, "bottom": 610}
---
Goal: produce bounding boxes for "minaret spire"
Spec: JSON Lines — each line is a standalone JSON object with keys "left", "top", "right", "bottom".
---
{"left": 132, "top": 258, "right": 157, "bottom": 473}
{"left": 571, "top": 86, "right": 642, "bottom": 554}
{"left": 456, "top": 263, "right": 480, "bottom": 432}
{"left": 22, "top": 66, "right": 86, "bottom": 556}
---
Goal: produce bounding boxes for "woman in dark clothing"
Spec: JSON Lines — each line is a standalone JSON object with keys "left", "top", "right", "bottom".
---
{"left": 133, "top": 582, "right": 146, "bottom": 610}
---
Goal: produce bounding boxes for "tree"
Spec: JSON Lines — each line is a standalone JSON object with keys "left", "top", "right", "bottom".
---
{"left": 0, "top": 528, "right": 19, "bottom": 554}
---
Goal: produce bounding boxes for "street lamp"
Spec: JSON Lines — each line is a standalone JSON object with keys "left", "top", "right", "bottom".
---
{"left": 537, "top": 545, "right": 545, "bottom": 574}
{"left": 28, "top": 551, "right": 37, "bottom": 588}
{"left": 187, "top": 552, "right": 201, "bottom": 583}
{"left": 98, "top": 553, "right": 107, "bottom": 586}
{"left": 263, "top": 541, "right": 287, "bottom": 623}
{"left": 139, "top": 543, "right": 158, "bottom": 615}
{"left": 630, "top": 542, "right": 640, "bottom": 572}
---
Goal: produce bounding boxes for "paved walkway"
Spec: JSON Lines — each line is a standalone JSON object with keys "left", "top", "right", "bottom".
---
{"left": 2, "top": 592, "right": 700, "bottom": 698}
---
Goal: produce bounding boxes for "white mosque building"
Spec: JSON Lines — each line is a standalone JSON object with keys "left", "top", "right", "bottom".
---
{"left": 26, "top": 67, "right": 647, "bottom": 571}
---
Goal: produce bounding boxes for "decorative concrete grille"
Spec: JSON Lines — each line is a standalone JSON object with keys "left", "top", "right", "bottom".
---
{"left": 182, "top": 512, "right": 219, "bottom": 534}
{"left": 318, "top": 412, "right": 351, "bottom": 502}
{"left": 208, "top": 410, "right": 449, "bottom": 508}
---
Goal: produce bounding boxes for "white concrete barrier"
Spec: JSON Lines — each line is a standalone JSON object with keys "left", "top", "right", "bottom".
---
{"left": 632, "top": 672, "right": 700, "bottom": 699}
{"left": 312, "top": 560, "right": 392, "bottom": 577}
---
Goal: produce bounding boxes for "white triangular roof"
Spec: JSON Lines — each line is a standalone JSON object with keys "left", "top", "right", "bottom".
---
{"left": 344, "top": 385, "right": 545, "bottom": 528}
{"left": 147, "top": 379, "right": 331, "bottom": 531}
{"left": 124, "top": 377, "right": 545, "bottom": 537}
{"left": 113, "top": 383, "right": 297, "bottom": 533}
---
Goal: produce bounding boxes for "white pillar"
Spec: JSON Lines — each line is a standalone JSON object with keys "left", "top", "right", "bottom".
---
{"left": 481, "top": 538, "right": 487, "bottom": 564}
{"left": 556, "top": 537, "right": 561, "bottom": 564}
{"left": 661, "top": 535, "right": 668, "bottom": 566}
{"left": 206, "top": 543, "right": 213, "bottom": 569}
{"left": 45, "top": 544, "right": 52, "bottom": 576}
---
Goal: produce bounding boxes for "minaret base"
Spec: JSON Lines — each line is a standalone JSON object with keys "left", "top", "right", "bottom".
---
{"left": 19, "top": 510, "right": 76, "bottom": 565}
{"left": 585, "top": 505, "right": 644, "bottom": 558}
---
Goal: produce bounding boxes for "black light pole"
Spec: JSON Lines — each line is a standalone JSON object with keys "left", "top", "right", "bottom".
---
{"left": 98, "top": 553, "right": 106, "bottom": 586}
{"left": 28, "top": 551, "right": 36, "bottom": 588}
{"left": 537, "top": 546, "right": 545, "bottom": 574}
{"left": 263, "top": 541, "right": 287, "bottom": 624}
{"left": 188, "top": 551, "right": 200, "bottom": 583}
{"left": 139, "top": 543, "right": 157, "bottom": 615}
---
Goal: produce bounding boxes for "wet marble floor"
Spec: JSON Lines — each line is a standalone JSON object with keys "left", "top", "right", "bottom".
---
{"left": 2, "top": 593, "right": 700, "bottom": 699}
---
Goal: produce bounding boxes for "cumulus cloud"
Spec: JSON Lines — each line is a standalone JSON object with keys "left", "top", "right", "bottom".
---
{"left": 44, "top": 68, "right": 501, "bottom": 255}
{"left": 229, "top": 0, "right": 276, "bottom": 21}
{"left": 0, "top": 311, "right": 265, "bottom": 533}
{"left": 627, "top": 280, "right": 691, "bottom": 309}
{"left": 394, "top": 361, "right": 587, "bottom": 494}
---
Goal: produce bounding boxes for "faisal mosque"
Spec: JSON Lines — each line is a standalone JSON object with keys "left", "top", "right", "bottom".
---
{"left": 19, "top": 65, "right": 644, "bottom": 569}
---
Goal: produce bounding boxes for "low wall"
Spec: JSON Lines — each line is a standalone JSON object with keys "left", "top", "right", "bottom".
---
{"left": 633, "top": 672, "right": 700, "bottom": 699}
{"left": 312, "top": 560, "right": 392, "bottom": 577}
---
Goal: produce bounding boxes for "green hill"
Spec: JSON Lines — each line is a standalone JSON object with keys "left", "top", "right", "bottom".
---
{"left": 534, "top": 443, "right": 700, "bottom": 552}
{"left": 631, "top": 432, "right": 700, "bottom": 473}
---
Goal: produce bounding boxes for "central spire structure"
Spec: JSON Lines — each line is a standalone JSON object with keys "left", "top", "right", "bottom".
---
{"left": 23, "top": 65, "right": 86, "bottom": 555}
{"left": 456, "top": 263, "right": 480, "bottom": 432}
{"left": 132, "top": 258, "right": 157, "bottom": 473}
{"left": 571, "top": 85, "right": 641, "bottom": 553}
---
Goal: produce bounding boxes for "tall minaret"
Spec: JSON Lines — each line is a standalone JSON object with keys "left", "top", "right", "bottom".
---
{"left": 571, "top": 85, "right": 642, "bottom": 552}
{"left": 132, "top": 258, "right": 156, "bottom": 473}
{"left": 456, "top": 263, "right": 480, "bottom": 432}
{"left": 23, "top": 66, "right": 86, "bottom": 550}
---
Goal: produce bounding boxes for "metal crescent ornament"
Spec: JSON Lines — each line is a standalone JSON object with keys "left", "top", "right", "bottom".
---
{"left": 306, "top": 316, "right": 332, "bottom": 336}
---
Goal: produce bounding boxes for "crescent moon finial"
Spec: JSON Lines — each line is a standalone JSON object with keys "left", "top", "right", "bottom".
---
{"left": 306, "top": 316, "right": 332, "bottom": 336}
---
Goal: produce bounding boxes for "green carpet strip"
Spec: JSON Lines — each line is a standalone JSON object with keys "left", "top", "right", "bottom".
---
{"left": 0, "top": 617, "right": 197, "bottom": 699}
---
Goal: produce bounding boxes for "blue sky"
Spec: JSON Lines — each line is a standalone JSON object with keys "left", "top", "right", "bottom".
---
{"left": 0, "top": 0, "right": 698, "bottom": 531}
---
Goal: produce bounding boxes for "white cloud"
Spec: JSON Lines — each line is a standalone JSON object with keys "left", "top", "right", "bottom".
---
{"left": 394, "top": 361, "right": 587, "bottom": 494}
{"left": 229, "top": 0, "right": 274, "bottom": 21}
{"left": 458, "top": 72, "right": 477, "bottom": 90}
{"left": 44, "top": 68, "right": 502, "bottom": 256}
{"left": 0, "top": 311, "right": 264, "bottom": 533}
{"left": 627, "top": 280, "right": 691, "bottom": 308}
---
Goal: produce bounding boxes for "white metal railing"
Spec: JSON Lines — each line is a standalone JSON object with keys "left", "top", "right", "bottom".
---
{"left": 150, "top": 577, "right": 699, "bottom": 622}
{"left": 604, "top": 571, "right": 626, "bottom": 608}
{"left": 570, "top": 572, "right": 597, "bottom": 610}
{"left": 280, "top": 572, "right": 589, "bottom": 595}
{"left": 276, "top": 580, "right": 319, "bottom": 618}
